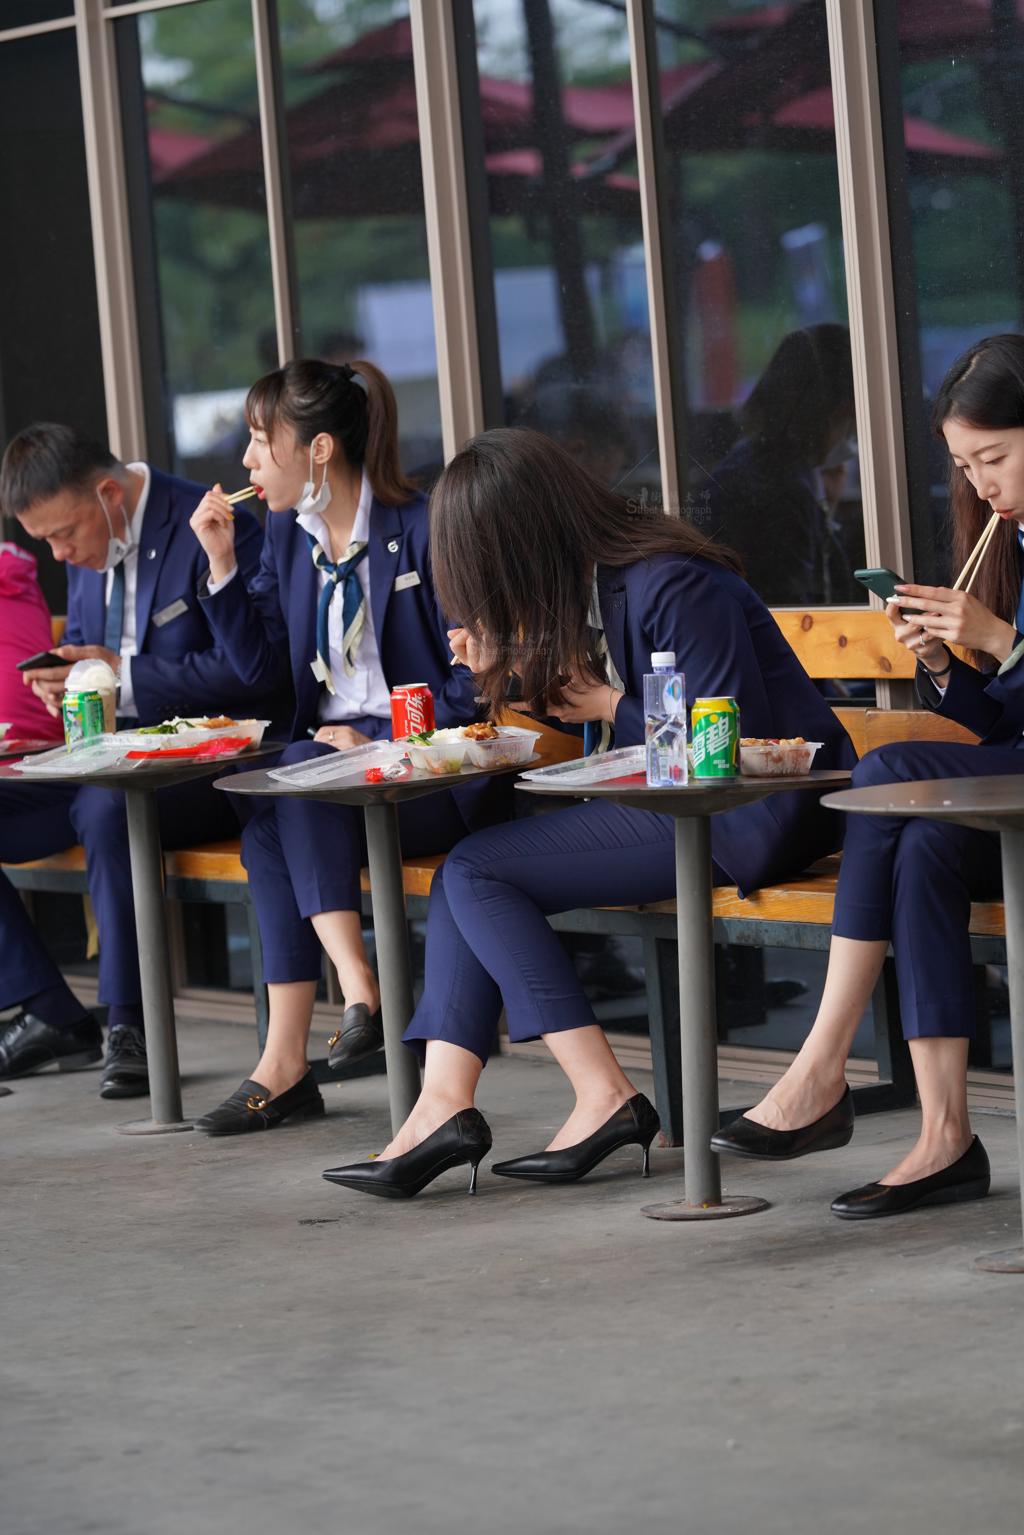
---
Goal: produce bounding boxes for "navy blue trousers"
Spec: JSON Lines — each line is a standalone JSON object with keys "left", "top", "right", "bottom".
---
{"left": 832, "top": 740, "right": 1018, "bottom": 1039}
{"left": 0, "top": 777, "right": 233, "bottom": 1009}
{"left": 403, "top": 798, "right": 727, "bottom": 1066}
{"left": 241, "top": 740, "right": 467, "bottom": 983}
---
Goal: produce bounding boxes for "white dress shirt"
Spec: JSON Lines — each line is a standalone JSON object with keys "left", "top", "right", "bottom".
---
{"left": 105, "top": 461, "right": 150, "bottom": 717}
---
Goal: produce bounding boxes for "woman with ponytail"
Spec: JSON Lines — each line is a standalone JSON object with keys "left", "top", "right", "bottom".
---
{"left": 188, "top": 359, "right": 496, "bottom": 1136}
{"left": 714, "top": 333, "right": 1024, "bottom": 1220}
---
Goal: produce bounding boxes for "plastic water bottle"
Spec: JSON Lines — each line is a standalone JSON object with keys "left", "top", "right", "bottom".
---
{"left": 644, "top": 651, "right": 688, "bottom": 787}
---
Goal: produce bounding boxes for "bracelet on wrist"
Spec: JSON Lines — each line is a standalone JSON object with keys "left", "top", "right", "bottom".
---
{"left": 921, "top": 647, "right": 952, "bottom": 680}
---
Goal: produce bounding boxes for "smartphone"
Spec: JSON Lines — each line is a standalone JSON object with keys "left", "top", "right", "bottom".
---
{"left": 16, "top": 650, "right": 67, "bottom": 672}
{"left": 854, "top": 567, "right": 914, "bottom": 620}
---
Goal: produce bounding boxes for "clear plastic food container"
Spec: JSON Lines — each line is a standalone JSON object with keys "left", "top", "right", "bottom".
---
{"left": 405, "top": 738, "right": 470, "bottom": 776}
{"left": 739, "top": 741, "right": 823, "bottom": 777}
{"left": 463, "top": 727, "right": 540, "bottom": 769}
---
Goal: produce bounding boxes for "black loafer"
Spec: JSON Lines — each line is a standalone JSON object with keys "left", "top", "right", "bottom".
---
{"left": 711, "top": 1085, "right": 854, "bottom": 1161}
{"left": 0, "top": 1011, "right": 103, "bottom": 1079}
{"left": 831, "top": 1136, "right": 991, "bottom": 1220}
{"left": 195, "top": 1070, "right": 325, "bottom": 1135}
{"left": 327, "top": 1004, "right": 384, "bottom": 1071}
{"left": 100, "top": 1025, "right": 149, "bottom": 1099}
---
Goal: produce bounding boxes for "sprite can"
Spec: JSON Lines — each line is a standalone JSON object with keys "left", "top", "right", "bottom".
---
{"left": 63, "top": 690, "right": 106, "bottom": 748}
{"left": 691, "top": 696, "right": 740, "bottom": 778}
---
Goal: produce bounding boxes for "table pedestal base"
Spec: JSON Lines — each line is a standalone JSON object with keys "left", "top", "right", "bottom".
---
{"left": 116, "top": 1118, "right": 194, "bottom": 1136}
{"left": 974, "top": 1247, "right": 1024, "bottom": 1274}
{"left": 641, "top": 1195, "right": 771, "bottom": 1221}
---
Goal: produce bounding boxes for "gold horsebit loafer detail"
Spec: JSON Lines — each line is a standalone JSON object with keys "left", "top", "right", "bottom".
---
{"left": 246, "top": 1094, "right": 269, "bottom": 1112}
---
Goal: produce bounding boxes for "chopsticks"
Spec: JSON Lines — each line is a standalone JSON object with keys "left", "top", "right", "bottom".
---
{"left": 952, "top": 510, "right": 1000, "bottom": 594}
{"left": 226, "top": 485, "right": 258, "bottom": 505}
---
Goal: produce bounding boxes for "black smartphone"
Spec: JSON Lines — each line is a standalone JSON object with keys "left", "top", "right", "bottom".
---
{"left": 16, "top": 650, "right": 67, "bottom": 672}
{"left": 854, "top": 567, "right": 914, "bottom": 620}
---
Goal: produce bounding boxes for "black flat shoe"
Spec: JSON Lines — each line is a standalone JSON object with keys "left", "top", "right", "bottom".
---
{"left": 322, "top": 1108, "right": 492, "bottom": 1199}
{"left": 0, "top": 1011, "right": 103, "bottom": 1079}
{"left": 100, "top": 1025, "right": 149, "bottom": 1100}
{"left": 327, "top": 1004, "right": 384, "bottom": 1071}
{"left": 195, "top": 1070, "right": 325, "bottom": 1135}
{"left": 831, "top": 1136, "right": 991, "bottom": 1220}
{"left": 491, "top": 1093, "right": 660, "bottom": 1184}
{"left": 710, "top": 1085, "right": 854, "bottom": 1162}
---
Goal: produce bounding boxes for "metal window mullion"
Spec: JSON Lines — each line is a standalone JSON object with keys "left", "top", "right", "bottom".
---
{"left": 625, "top": 0, "right": 682, "bottom": 515}
{"left": 0, "top": 17, "right": 77, "bottom": 43}
{"left": 76, "top": 0, "right": 146, "bottom": 459}
{"left": 410, "top": 0, "right": 484, "bottom": 461}
{"left": 251, "top": 0, "right": 298, "bottom": 365}
{"left": 104, "top": 0, "right": 207, "bottom": 19}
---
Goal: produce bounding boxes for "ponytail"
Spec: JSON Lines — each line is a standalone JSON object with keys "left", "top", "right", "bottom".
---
{"left": 245, "top": 357, "right": 418, "bottom": 506}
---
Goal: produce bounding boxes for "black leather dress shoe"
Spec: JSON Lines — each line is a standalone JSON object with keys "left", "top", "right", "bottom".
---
{"left": 0, "top": 1012, "right": 103, "bottom": 1079}
{"left": 323, "top": 1108, "right": 493, "bottom": 1199}
{"left": 492, "top": 1093, "right": 660, "bottom": 1184}
{"left": 327, "top": 1004, "right": 384, "bottom": 1071}
{"left": 710, "top": 1085, "right": 854, "bottom": 1161}
{"left": 831, "top": 1136, "right": 991, "bottom": 1220}
{"left": 195, "top": 1070, "right": 325, "bottom": 1135}
{"left": 100, "top": 1026, "right": 149, "bottom": 1100}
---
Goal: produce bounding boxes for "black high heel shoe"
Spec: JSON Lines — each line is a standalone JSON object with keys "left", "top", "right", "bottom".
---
{"left": 491, "top": 1093, "right": 660, "bottom": 1184}
{"left": 322, "top": 1108, "right": 493, "bottom": 1199}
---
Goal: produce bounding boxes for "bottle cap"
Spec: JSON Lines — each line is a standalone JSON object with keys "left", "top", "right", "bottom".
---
{"left": 651, "top": 651, "right": 676, "bottom": 668}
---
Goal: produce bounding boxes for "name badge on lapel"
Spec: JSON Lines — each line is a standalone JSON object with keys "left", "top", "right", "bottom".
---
{"left": 153, "top": 598, "right": 189, "bottom": 628}
{"left": 393, "top": 570, "right": 421, "bottom": 593}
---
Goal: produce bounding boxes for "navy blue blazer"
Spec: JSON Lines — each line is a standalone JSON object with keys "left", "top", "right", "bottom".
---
{"left": 919, "top": 652, "right": 1024, "bottom": 750}
{"left": 199, "top": 492, "right": 498, "bottom": 829}
{"left": 598, "top": 554, "right": 855, "bottom": 894}
{"left": 62, "top": 466, "right": 284, "bottom": 728}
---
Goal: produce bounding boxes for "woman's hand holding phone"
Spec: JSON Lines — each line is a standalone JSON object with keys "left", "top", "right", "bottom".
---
{"left": 190, "top": 485, "right": 238, "bottom": 585}
{"left": 893, "top": 584, "right": 1018, "bottom": 665}
{"left": 883, "top": 597, "right": 951, "bottom": 673}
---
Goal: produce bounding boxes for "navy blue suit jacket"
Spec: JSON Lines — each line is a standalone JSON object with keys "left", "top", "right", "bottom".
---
{"left": 199, "top": 492, "right": 499, "bottom": 829}
{"left": 920, "top": 652, "right": 1024, "bottom": 749}
{"left": 597, "top": 554, "right": 855, "bottom": 893}
{"left": 62, "top": 466, "right": 285, "bottom": 728}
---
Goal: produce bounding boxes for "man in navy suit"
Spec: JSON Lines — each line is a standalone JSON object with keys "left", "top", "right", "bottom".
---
{"left": 0, "top": 423, "right": 285, "bottom": 1097}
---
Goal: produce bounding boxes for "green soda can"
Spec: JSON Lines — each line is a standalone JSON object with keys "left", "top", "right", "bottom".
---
{"left": 691, "top": 696, "right": 740, "bottom": 778}
{"left": 63, "top": 690, "right": 106, "bottom": 748}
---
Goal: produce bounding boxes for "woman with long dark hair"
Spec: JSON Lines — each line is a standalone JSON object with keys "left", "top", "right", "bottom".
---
{"left": 713, "top": 332, "right": 1024, "bottom": 1218}
{"left": 188, "top": 359, "right": 496, "bottom": 1135}
{"left": 322, "top": 426, "right": 855, "bottom": 1199}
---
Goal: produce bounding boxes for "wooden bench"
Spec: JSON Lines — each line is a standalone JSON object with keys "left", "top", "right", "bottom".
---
{"left": 5, "top": 610, "right": 1004, "bottom": 1137}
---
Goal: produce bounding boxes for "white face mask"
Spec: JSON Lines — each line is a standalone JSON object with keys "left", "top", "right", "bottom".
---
{"left": 296, "top": 444, "right": 332, "bottom": 519}
{"left": 96, "top": 488, "right": 135, "bottom": 572}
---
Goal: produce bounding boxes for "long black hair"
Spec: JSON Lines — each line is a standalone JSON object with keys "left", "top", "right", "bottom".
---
{"left": 430, "top": 427, "right": 742, "bottom": 716}
{"left": 933, "top": 333, "right": 1024, "bottom": 666}
{"left": 246, "top": 357, "right": 418, "bottom": 506}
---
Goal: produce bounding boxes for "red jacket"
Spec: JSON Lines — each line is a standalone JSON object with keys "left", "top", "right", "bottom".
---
{"left": 0, "top": 543, "right": 64, "bottom": 742}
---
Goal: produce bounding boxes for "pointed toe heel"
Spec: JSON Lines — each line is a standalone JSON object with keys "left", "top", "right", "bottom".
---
{"left": 492, "top": 1093, "right": 660, "bottom": 1185}
{"left": 323, "top": 1108, "right": 492, "bottom": 1199}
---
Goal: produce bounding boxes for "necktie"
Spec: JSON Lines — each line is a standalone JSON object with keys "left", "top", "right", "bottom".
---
{"left": 583, "top": 578, "right": 625, "bottom": 757}
{"left": 104, "top": 561, "right": 126, "bottom": 654}
{"left": 306, "top": 532, "right": 369, "bottom": 695}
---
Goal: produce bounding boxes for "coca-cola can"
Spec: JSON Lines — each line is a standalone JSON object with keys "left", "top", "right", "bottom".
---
{"left": 391, "top": 683, "right": 436, "bottom": 739}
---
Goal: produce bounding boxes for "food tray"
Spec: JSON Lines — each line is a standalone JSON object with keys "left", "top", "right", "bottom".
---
{"left": 518, "top": 744, "right": 646, "bottom": 788}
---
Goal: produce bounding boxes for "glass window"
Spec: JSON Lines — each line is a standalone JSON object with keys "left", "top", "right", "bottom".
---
{"left": 0, "top": 3, "right": 73, "bottom": 29}
{"left": 276, "top": 0, "right": 443, "bottom": 481}
{"left": 882, "top": 1, "right": 1019, "bottom": 588}
{"left": 467, "top": 0, "right": 661, "bottom": 499}
{"left": 115, "top": 0, "right": 277, "bottom": 490}
{"left": 0, "top": 29, "right": 106, "bottom": 613}
{"left": 655, "top": 0, "right": 866, "bottom": 607}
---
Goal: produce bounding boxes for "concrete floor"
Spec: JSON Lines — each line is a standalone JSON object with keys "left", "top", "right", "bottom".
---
{"left": 3, "top": 1020, "right": 1024, "bottom": 1535}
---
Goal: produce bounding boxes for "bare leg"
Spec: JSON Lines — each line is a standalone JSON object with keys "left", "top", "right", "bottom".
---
{"left": 252, "top": 980, "right": 318, "bottom": 1097}
{"left": 378, "top": 1040, "right": 482, "bottom": 1160}
{"left": 311, "top": 909, "right": 380, "bottom": 1013}
{"left": 541, "top": 1024, "right": 637, "bottom": 1150}
{"left": 879, "top": 1037, "right": 972, "bottom": 1184}
{"left": 744, "top": 937, "right": 888, "bottom": 1130}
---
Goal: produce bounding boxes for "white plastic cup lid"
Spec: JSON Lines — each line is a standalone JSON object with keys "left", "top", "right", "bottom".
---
{"left": 651, "top": 651, "right": 677, "bottom": 668}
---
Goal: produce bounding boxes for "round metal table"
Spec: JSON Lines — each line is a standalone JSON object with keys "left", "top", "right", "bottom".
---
{"left": 1, "top": 743, "right": 278, "bottom": 1133}
{"left": 219, "top": 756, "right": 535, "bottom": 1134}
{"left": 518, "top": 769, "right": 851, "bottom": 1221}
{"left": 822, "top": 775, "right": 1024, "bottom": 1274}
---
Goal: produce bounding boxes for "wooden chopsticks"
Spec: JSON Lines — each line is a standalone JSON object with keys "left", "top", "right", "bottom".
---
{"left": 226, "top": 485, "right": 258, "bottom": 505}
{"left": 952, "top": 510, "right": 1000, "bottom": 595}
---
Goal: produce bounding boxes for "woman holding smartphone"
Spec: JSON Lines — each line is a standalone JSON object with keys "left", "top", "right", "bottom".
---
{"left": 713, "top": 332, "right": 1024, "bottom": 1218}
{"left": 321, "top": 426, "right": 854, "bottom": 1200}
{"left": 188, "top": 358, "right": 497, "bottom": 1136}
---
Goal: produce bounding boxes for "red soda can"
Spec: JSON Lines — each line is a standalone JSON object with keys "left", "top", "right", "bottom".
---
{"left": 390, "top": 683, "right": 435, "bottom": 739}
